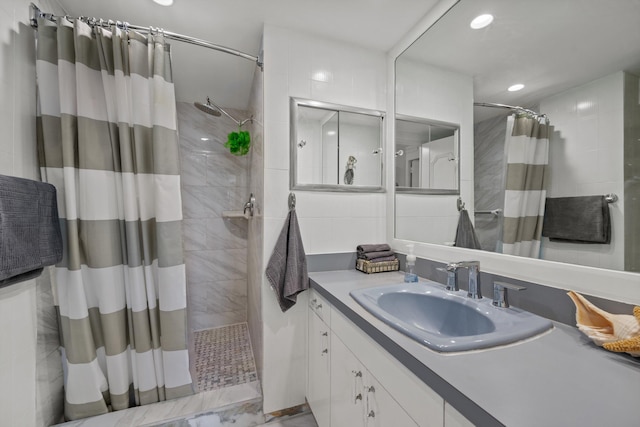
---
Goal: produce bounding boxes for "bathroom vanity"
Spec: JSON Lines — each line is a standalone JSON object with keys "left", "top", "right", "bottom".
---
{"left": 306, "top": 270, "right": 640, "bottom": 427}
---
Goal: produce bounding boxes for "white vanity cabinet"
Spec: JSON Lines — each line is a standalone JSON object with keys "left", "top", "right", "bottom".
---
{"left": 307, "top": 288, "right": 445, "bottom": 427}
{"left": 308, "top": 290, "right": 331, "bottom": 427}
{"left": 329, "top": 333, "right": 366, "bottom": 426}
{"left": 330, "top": 333, "right": 418, "bottom": 427}
{"left": 444, "top": 403, "right": 475, "bottom": 427}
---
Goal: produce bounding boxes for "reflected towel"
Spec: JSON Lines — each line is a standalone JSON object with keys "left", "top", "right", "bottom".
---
{"left": 265, "top": 209, "right": 309, "bottom": 312}
{"left": 454, "top": 209, "right": 481, "bottom": 250}
{"left": 0, "top": 174, "right": 63, "bottom": 288}
{"left": 542, "top": 196, "right": 610, "bottom": 244}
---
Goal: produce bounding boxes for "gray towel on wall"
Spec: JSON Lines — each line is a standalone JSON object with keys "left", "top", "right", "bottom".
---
{"left": 0, "top": 174, "right": 63, "bottom": 288}
{"left": 454, "top": 209, "right": 482, "bottom": 250}
{"left": 542, "top": 196, "right": 610, "bottom": 244}
{"left": 265, "top": 209, "right": 309, "bottom": 312}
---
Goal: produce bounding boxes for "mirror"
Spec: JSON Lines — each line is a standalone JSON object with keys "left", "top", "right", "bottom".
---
{"left": 395, "top": 116, "right": 459, "bottom": 193}
{"left": 290, "top": 98, "right": 385, "bottom": 192}
{"left": 394, "top": 0, "right": 640, "bottom": 273}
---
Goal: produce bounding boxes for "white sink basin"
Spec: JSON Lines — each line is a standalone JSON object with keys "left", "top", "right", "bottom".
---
{"left": 350, "top": 281, "right": 553, "bottom": 352}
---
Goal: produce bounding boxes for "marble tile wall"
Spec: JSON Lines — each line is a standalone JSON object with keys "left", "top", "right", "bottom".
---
{"left": 178, "top": 102, "right": 251, "bottom": 331}
{"left": 246, "top": 65, "right": 265, "bottom": 381}
{"left": 473, "top": 113, "right": 508, "bottom": 252}
{"left": 623, "top": 72, "right": 640, "bottom": 272}
{"left": 35, "top": 270, "right": 64, "bottom": 427}
{"left": 0, "top": 1, "right": 66, "bottom": 426}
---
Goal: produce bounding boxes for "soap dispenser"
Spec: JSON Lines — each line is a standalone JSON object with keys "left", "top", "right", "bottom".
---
{"left": 404, "top": 244, "right": 418, "bottom": 283}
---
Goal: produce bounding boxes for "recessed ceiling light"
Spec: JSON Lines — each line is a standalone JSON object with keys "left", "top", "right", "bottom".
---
{"left": 470, "top": 14, "right": 494, "bottom": 30}
{"left": 200, "top": 137, "right": 210, "bottom": 141}
{"left": 153, "top": 0, "right": 173, "bottom": 6}
{"left": 508, "top": 83, "right": 525, "bottom": 92}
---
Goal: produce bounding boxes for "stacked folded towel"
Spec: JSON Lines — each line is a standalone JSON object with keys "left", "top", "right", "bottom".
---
{"left": 356, "top": 243, "right": 397, "bottom": 263}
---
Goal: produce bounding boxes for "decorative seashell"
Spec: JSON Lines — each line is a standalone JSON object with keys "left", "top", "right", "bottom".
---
{"left": 603, "top": 307, "right": 640, "bottom": 357}
{"left": 567, "top": 291, "right": 640, "bottom": 357}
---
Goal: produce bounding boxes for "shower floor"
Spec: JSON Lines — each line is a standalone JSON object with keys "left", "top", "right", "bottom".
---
{"left": 193, "top": 322, "right": 258, "bottom": 392}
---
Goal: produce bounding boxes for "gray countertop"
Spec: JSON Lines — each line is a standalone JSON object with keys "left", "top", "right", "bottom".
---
{"left": 309, "top": 270, "right": 640, "bottom": 427}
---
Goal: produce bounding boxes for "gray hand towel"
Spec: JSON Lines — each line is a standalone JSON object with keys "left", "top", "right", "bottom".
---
{"left": 454, "top": 209, "right": 482, "bottom": 250}
{"left": 542, "top": 196, "right": 610, "bottom": 244}
{"left": 358, "top": 250, "right": 395, "bottom": 261}
{"left": 357, "top": 243, "right": 391, "bottom": 255}
{"left": 265, "top": 209, "right": 308, "bottom": 312}
{"left": 0, "top": 174, "right": 63, "bottom": 288}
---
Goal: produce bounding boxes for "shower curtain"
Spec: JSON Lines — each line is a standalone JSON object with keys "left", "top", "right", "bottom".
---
{"left": 36, "top": 18, "right": 192, "bottom": 420}
{"left": 501, "top": 114, "right": 549, "bottom": 258}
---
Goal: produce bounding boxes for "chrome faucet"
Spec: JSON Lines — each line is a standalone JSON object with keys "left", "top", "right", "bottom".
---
{"left": 455, "top": 261, "right": 482, "bottom": 299}
{"left": 436, "top": 263, "right": 460, "bottom": 291}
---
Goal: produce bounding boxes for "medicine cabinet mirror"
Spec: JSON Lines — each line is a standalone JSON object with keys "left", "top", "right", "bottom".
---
{"left": 290, "top": 98, "right": 385, "bottom": 192}
{"left": 395, "top": 115, "right": 459, "bottom": 194}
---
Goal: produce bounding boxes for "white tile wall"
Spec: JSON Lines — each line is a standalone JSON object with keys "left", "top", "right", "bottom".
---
{"left": 260, "top": 24, "right": 387, "bottom": 413}
{"left": 395, "top": 58, "right": 474, "bottom": 244}
{"left": 540, "top": 72, "right": 625, "bottom": 270}
{"left": 0, "top": 1, "right": 66, "bottom": 426}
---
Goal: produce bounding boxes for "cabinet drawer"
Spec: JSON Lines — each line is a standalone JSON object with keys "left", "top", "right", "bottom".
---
{"left": 309, "top": 288, "right": 330, "bottom": 324}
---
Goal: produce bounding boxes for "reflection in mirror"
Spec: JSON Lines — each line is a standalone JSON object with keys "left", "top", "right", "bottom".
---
{"left": 290, "top": 98, "right": 385, "bottom": 192}
{"left": 395, "top": 116, "right": 459, "bottom": 193}
{"left": 394, "top": 0, "right": 640, "bottom": 273}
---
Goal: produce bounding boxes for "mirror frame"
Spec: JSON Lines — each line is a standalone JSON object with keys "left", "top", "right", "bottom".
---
{"left": 394, "top": 114, "right": 460, "bottom": 195}
{"left": 386, "top": 0, "right": 640, "bottom": 306}
{"left": 290, "top": 97, "right": 386, "bottom": 193}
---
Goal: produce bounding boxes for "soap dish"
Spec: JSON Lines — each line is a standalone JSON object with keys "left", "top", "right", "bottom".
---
{"left": 356, "top": 259, "right": 399, "bottom": 274}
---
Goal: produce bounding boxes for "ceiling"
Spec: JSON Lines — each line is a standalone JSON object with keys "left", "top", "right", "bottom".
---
{"left": 401, "top": 0, "right": 640, "bottom": 122}
{"left": 56, "top": 0, "right": 440, "bottom": 110}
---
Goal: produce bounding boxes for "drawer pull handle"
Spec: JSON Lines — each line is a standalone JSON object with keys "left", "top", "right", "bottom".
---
{"left": 321, "top": 331, "right": 328, "bottom": 336}
{"left": 355, "top": 393, "right": 362, "bottom": 402}
{"left": 368, "top": 411, "right": 375, "bottom": 418}
{"left": 321, "top": 348, "right": 328, "bottom": 355}
{"left": 316, "top": 303, "right": 323, "bottom": 309}
{"left": 352, "top": 370, "right": 362, "bottom": 378}
{"left": 367, "top": 386, "right": 375, "bottom": 393}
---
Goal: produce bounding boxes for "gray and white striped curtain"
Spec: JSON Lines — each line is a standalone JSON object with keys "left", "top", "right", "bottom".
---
{"left": 501, "top": 114, "right": 549, "bottom": 258}
{"left": 36, "top": 18, "right": 192, "bottom": 420}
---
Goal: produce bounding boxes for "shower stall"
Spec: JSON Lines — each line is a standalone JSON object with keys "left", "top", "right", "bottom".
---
{"left": 31, "top": 3, "right": 266, "bottom": 424}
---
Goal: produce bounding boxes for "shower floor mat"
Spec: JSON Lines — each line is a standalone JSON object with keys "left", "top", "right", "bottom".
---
{"left": 194, "top": 322, "right": 258, "bottom": 392}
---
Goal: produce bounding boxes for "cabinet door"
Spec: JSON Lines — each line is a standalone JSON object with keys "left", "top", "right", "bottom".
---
{"left": 364, "top": 374, "right": 419, "bottom": 427}
{"left": 444, "top": 402, "right": 474, "bottom": 427}
{"left": 308, "top": 309, "right": 331, "bottom": 427}
{"left": 330, "top": 334, "right": 366, "bottom": 427}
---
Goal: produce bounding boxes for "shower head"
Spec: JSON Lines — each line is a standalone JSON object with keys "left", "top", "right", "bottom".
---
{"left": 194, "top": 98, "right": 222, "bottom": 117}
{"left": 194, "top": 96, "right": 253, "bottom": 128}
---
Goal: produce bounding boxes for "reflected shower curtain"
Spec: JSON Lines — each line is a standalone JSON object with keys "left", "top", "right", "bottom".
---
{"left": 36, "top": 18, "right": 192, "bottom": 420}
{"left": 501, "top": 114, "right": 549, "bottom": 258}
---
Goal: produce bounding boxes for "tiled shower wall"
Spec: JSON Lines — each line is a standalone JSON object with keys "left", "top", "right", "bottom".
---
{"left": 623, "top": 72, "right": 640, "bottom": 272}
{"left": 246, "top": 65, "right": 264, "bottom": 380}
{"left": 177, "top": 102, "right": 251, "bottom": 331}
{"left": 473, "top": 113, "right": 507, "bottom": 252}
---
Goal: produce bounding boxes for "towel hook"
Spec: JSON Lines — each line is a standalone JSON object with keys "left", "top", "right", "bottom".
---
{"left": 288, "top": 193, "right": 296, "bottom": 210}
{"left": 457, "top": 197, "right": 465, "bottom": 212}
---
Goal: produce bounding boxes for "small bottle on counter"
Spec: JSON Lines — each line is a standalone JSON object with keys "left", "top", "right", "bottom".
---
{"left": 404, "top": 244, "right": 418, "bottom": 283}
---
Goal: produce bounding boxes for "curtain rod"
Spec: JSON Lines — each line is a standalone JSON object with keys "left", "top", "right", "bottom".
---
{"left": 474, "top": 102, "right": 545, "bottom": 118}
{"left": 29, "top": 3, "right": 264, "bottom": 70}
